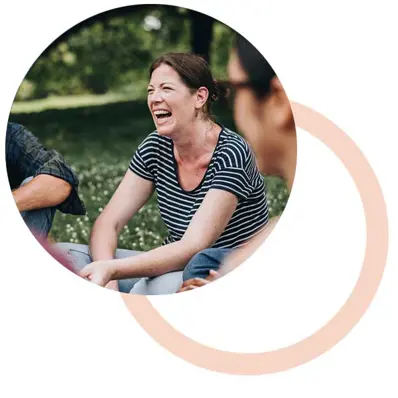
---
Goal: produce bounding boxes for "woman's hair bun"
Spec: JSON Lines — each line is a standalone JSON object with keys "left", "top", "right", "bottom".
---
{"left": 211, "top": 79, "right": 228, "bottom": 102}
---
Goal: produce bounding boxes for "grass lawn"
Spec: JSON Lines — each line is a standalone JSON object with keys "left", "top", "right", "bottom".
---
{"left": 9, "top": 96, "right": 289, "bottom": 250}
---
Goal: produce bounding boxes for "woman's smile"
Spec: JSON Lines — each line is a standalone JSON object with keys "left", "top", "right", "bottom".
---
{"left": 153, "top": 109, "right": 173, "bottom": 125}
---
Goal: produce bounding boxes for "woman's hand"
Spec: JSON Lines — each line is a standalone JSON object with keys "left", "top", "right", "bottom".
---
{"left": 79, "top": 260, "right": 117, "bottom": 287}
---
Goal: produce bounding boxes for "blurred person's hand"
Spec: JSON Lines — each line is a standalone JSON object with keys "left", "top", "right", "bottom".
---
{"left": 177, "top": 269, "right": 219, "bottom": 293}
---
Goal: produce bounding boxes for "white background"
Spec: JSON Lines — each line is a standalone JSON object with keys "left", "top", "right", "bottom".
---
{"left": 1, "top": 0, "right": 397, "bottom": 397}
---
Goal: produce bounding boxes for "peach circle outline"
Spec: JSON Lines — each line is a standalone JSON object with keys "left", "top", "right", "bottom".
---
{"left": 120, "top": 101, "right": 389, "bottom": 375}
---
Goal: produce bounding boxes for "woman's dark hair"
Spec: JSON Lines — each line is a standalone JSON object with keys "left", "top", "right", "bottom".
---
{"left": 235, "top": 34, "right": 276, "bottom": 98}
{"left": 149, "top": 52, "right": 224, "bottom": 118}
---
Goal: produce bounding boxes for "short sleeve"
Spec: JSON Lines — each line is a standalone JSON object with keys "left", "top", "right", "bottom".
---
{"left": 211, "top": 140, "right": 259, "bottom": 201}
{"left": 6, "top": 123, "right": 44, "bottom": 180}
{"left": 129, "top": 132, "right": 158, "bottom": 181}
{"left": 6, "top": 123, "right": 85, "bottom": 215}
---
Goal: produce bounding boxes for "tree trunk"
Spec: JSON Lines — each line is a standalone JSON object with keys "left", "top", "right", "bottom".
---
{"left": 189, "top": 10, "right": 214, "bottom": 64}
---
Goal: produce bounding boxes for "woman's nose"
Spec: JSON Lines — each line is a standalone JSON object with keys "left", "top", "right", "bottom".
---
{"left": 150, "top": 89, "right": 163, "bottom": 103}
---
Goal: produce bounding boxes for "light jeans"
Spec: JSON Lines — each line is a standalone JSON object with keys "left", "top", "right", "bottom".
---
{"left": 20, "top": 177, "right": 56, "bottom": 237}
{"left": 56, "top": 243, "right": 233, "bottom": 295}
{"left": 56, "top": 242, "right": 182, "bottom": 294}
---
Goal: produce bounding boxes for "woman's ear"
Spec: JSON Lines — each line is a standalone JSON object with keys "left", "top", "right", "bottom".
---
{"left": 268, "top": 76, "right": 293, "bottom": 129}
{"left": 270, "top": 76, "right": 290, "bottom": 109}
{"left": 195, "top": 86, "right": 210, "bottom": 109}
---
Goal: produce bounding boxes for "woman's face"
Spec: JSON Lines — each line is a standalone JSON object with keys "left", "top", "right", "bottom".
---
{"left": 147, "top": 64, "right": 200, "bottom": 137}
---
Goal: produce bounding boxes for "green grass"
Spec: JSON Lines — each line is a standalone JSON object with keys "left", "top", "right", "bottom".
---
{"left": 10, "top": 96, "right": 289, "bottom": 250}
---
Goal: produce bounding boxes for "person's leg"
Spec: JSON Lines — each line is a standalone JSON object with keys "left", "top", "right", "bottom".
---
{"left": 130, "top": 271, "right": 183, "bottom": 295}
{"left": 20, "top": 177, "right": 56, "bottom": 238}
{"left": 56, "top": 243, "right": 142, "bottom": 293}
{"left": 114, "top": 248, "right": 142, "bottom": 293}
{"left": 55, "top": 243, "right": 93, "bottom": 272}
{"left": 182, "top": 248, "right": 234, "bottom": 281}
{"left": 130, "top": 248, "right": 234, "bottom": 295}
{"left": 57, "top": 242, "right": 184, "bottom": 294}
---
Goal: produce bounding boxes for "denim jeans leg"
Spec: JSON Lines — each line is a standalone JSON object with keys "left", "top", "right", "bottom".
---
{"left": 56, "top": 243, "right": 142, "bottom": 293}
{"left": 20, "top": 177, "right": 56, "bottom": 237}
{"left": 130, "top": 271, "right": 183, "bottom": 295}
{"left": 182, "top": 248, "right": 234, "bottom": 281}
{"left": 114, "top": 248, "right": 143, "bottom": 293}
{"left": 55, "top": 243, "right": 93, "bottom": 271}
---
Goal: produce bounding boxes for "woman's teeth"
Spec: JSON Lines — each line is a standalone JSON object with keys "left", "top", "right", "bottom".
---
{"left": 154, "top": 110, "right": 172, "bottom": 119}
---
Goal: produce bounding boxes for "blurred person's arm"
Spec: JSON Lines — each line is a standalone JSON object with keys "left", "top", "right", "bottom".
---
{"left": 13, "top": 175, "right": 72, "bottom": 212}
{"left": 177, "top": 216, "right": 280, "bottom": 292}
{"left": 80, "top": 189, "right": 238, "bottom": 287}
{"left": 217, "top": 216, "right": 280, "bottom": 277}
{"left": 89, "top": 170, "right": 155, "bottom": 290}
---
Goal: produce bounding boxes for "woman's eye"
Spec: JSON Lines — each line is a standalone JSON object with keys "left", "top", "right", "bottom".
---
{"left": 163, "top": 87, "right": 172, "bottom": 91}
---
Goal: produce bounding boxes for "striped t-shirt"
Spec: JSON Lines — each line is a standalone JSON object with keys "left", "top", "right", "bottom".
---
{"left": 129, "top": 127, "right": 269, "bottom": 248}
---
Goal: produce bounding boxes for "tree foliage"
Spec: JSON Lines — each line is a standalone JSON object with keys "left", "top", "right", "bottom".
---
{"left": 16, "top": 5, "right": 235, "bottom": 100}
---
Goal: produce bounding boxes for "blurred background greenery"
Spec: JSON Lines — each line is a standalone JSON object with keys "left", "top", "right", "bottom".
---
{"left": 9, "top": 4, "right": 289, "bottom": 250}
{"left": 13, "top": 5, "right": 234, "bottom": 102}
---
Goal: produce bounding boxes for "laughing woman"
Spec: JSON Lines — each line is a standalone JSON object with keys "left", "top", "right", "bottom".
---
{"left": 59, "top": 52, "right": 269, "bottom": 294}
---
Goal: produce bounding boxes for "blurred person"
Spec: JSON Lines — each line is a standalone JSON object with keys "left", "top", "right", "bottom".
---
{"left": 6, "top": 122, "right": 86, "bottom": 237}
{"left": 58, "top": 52, "right": 269, "bottom": 294}
{"left": 178, "top": 34, "right": 297, "bottom": 292}
{"left": 35, "top": 234, "right": 76, "bottom": 274}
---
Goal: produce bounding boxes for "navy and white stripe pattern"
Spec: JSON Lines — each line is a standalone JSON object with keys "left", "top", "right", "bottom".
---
{"left": 129, "top": 127, "right": 269, "bottom": 248}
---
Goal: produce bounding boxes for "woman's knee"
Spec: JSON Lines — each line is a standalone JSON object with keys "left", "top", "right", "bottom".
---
{"left": 130, "top": 271, "right": 183, "bottom": 295}
{"left": 55, "top": 243, "right": 92, "bottom": 271}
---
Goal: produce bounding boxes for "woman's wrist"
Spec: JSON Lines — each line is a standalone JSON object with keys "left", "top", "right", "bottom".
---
{"left": 110, "top": 256, "right": 135, "bottom": 280}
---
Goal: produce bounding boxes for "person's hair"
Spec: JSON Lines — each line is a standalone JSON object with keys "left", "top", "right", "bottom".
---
{"left": 149, "top": 52, "right": 224, "bottom": 118}
{"left": 235, "top": 34, "right": 277, "bottom": 98}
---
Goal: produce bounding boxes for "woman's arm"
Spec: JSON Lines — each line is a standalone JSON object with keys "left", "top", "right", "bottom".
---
{"left": 89, "top": 170, "right": 154, "bottom": 262}
{"left": 79, "top": 189, "right": 238, "bottom": 286}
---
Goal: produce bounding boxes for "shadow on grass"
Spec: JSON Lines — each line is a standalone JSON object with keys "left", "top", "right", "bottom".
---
{"left": 9, "top": 98, "right": 237, "bottom": 162}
